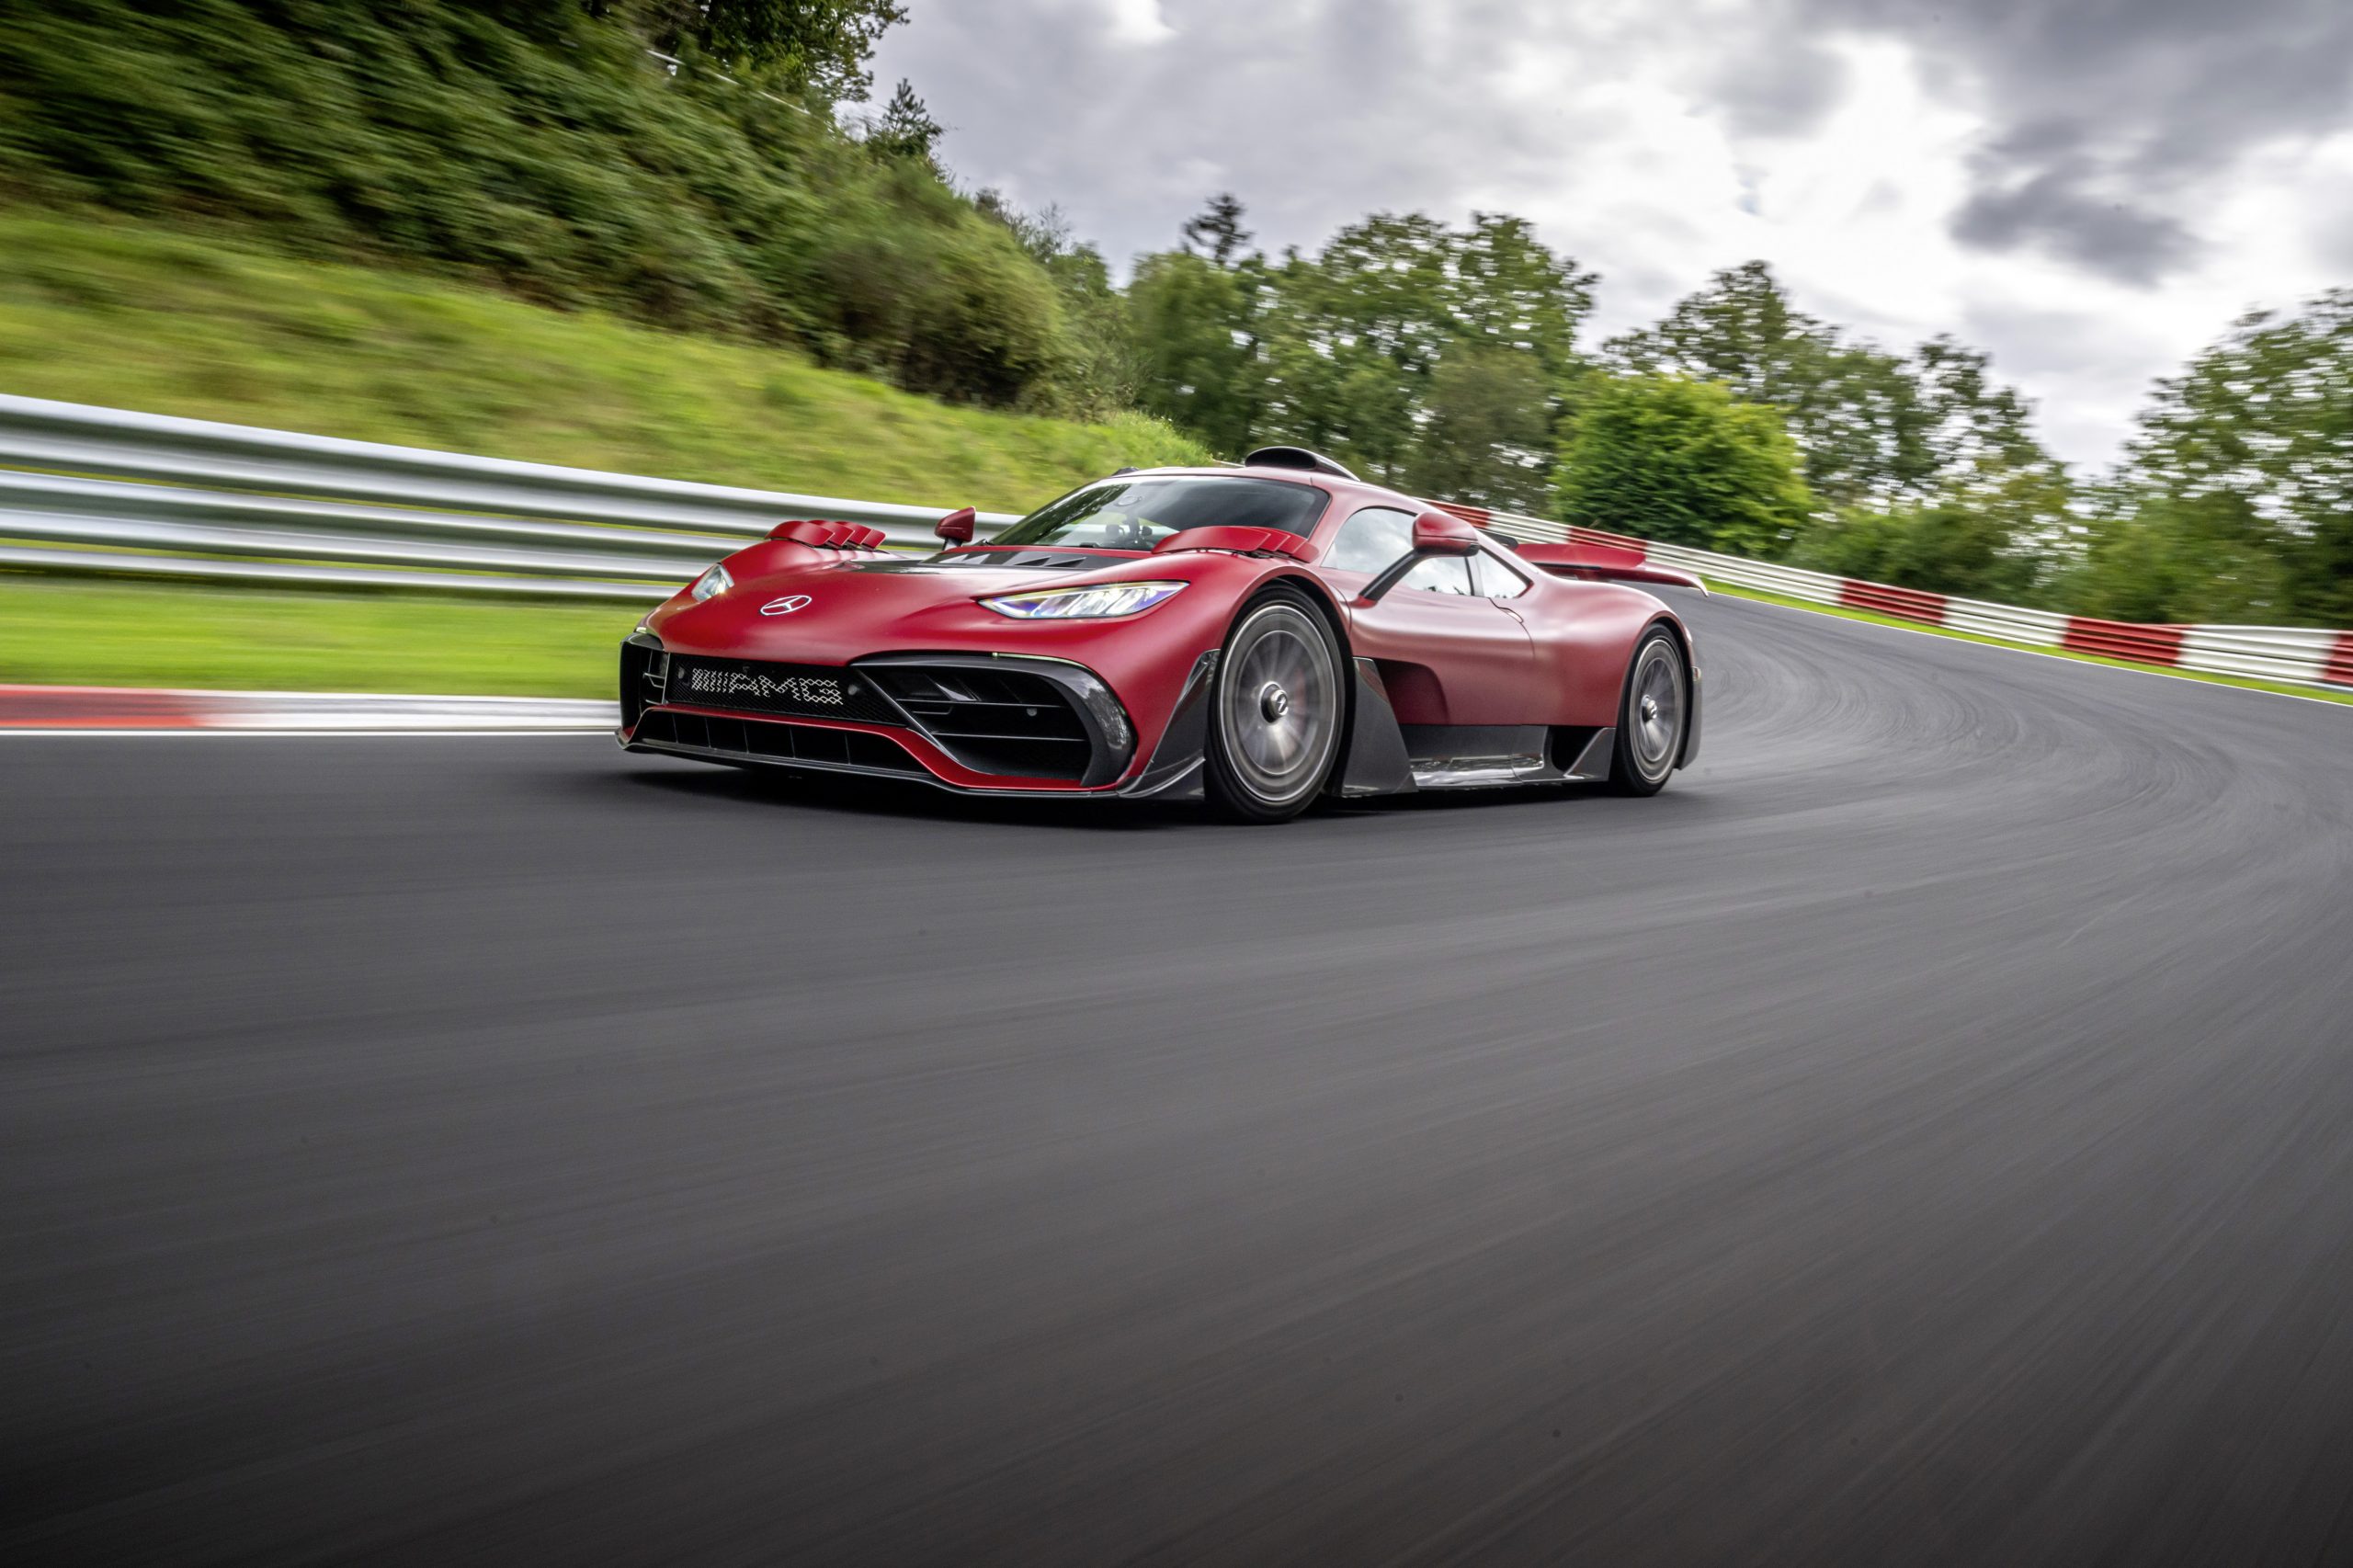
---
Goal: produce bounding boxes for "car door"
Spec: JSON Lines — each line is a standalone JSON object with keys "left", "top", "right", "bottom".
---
{"left": 1316, "top": 506, "right": 1538, "bottom": 725}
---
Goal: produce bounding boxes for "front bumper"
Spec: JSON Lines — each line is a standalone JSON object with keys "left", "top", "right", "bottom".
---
{"left": 617, "top": 634, "right": 1214, "bottom": 798}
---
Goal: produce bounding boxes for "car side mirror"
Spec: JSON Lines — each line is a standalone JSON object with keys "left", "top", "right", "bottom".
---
{"left": 1411, "top": 510, "right": 1480, "bottom": 556}
{"left": 1361, "top": 510, "right": 1482, "bottom": 603}
{"left": 935, "top": 506, "right": 976, "bottom": 546}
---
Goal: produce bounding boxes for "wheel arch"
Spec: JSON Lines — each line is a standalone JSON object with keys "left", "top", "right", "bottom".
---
{"left": 1201, "top": 574, "right": 1354, "bottom": 821}
{"left": 1259, "top": 567, "right": 1355, "bottom": 663}
{"left": 1636, "top": 610, "right": 1700, "bottom": 769}
{"left": 1255, "top": 569, "right": 1368, "bottom": 795}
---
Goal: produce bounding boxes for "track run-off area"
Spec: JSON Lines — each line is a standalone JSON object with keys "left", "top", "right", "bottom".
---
{"left": 5, "top": 593, "right": 2352, "bottom": 1565}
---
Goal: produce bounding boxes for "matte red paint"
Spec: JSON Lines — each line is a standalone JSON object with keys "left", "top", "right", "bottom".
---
{"left": 1517, "top": 542, "right": 1708, "bottom": 596}
{"left": 768, "top": 519, "right": 889, "bottom": 551}
{"left": 1153, "top": 526, "right": 1317, "bottom": 561}
{"left": 1565, "top": 525, "right": 1657, "bottom": 556}
{"left": 1335, "top": 572, "right": 1538, "bottom": 725}
{"left": 1411, "top": 510, "right": 1483, "bottom": 555}
{"left": 632, "top": 465, "right": 1691, "bottom": 790}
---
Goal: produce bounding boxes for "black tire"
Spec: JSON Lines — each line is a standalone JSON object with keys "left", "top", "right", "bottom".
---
{"left": 1607, "top": 626, "right": 1688, "bottom": 797}
{"left": 1203, "top": 588, "right": 1346, "bottom": 823}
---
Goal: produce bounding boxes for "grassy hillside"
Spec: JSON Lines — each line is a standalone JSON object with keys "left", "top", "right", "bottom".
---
{"left": 0, "top": 216, "right": 1210, "bottom": 512}
{"left": 0, "top": 0, "right": 1105, "bottom": 410}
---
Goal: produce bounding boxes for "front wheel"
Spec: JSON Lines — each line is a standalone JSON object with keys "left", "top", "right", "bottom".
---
{"left": 1204, "top": 590, "right": 1345, "bottom": 823}
{"left": 1607, "top": 627, "right": 1688, "bottom": 796}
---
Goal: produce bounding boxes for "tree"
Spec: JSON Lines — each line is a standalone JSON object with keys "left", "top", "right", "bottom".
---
{"left": 1556, "top": 375, "right": 1813, "bottom": 558}
{"left": 1253, "top": 212, "right": 1595, "bottom": 484}
{"left": 1790, "top": 502, "right": 2047, "bottom": 602}
{"left": 2105, "top": 291, "right": 2353, "bottom": 624}
{"left": 977, "top": 191, "right": 1136, "bottom": 415}
{"left": 866, "top": 78, "right": 940, "bottom": 163}
{"left": 1404, "top": 349, "right": 1555, "bottom": 514}
{"left": 1180, "top": 193, "right": 1252, "bottom": 267}
{"left": 1128, "top": 251, "right": 1262, "bottom": 456}
{"left": 1130, "top": 207, "right": 1597, "bottom": 487}
{"left": 1445, "top": 213, "right": 1596, "bottom": 383}
{"left": 1609, "top": 262, "right": 2062, "bottom": 516}
{"left": 1250, "top": 221, "right": 1451, "bottom": 478}
{"left": 1611, "top": 261, "right": 2074, "bottom": 594}
{"left": 643, "top": 0, "right": 908, "bottom": 99}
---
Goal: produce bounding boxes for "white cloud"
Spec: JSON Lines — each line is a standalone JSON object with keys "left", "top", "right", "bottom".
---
{"left": 1102, "top": 0, "right": 1174, "bottom": 46}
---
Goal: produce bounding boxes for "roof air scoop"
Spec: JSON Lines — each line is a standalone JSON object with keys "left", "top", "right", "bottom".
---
{"left": 1242, "top": 446, "right": 1358, "bottom": 480}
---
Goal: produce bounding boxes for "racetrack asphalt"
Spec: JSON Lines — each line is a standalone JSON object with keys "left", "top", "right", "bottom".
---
{"left": 5, "top": 593, "right": 2352, "bottom": 1566}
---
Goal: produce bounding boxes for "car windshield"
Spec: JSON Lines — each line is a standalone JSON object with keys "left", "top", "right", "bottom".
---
{"left": 991, "top": 476, "right": 1329, "bottom": 550}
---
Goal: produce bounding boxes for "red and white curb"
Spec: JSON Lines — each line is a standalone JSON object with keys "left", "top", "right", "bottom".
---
{"left": 1433, "top": 503, "right": 2353, "bottom": 692}
{"left": 0, "top": 685, "right": 617, "bottom": 733}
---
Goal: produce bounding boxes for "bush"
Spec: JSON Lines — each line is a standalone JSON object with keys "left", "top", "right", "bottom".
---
{"left": 1790, "top": 503, "right": 2044, "bottom": 602}
{"left": 0, "top": 0, "right": 1084, "bottom": 408}
{"left": 1555, "top": 374, "right": 1813, "bottom": 557}
{"left": 0, "top": 214, "right": 1211, "bottom": 510}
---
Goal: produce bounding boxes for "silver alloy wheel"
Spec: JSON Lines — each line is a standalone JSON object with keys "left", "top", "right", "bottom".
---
{"left": 1218, "top": 601, "right": 1340, "bottom": 808}
{"left": 1628, "top": 635, "right": 1686, "bottom": 782}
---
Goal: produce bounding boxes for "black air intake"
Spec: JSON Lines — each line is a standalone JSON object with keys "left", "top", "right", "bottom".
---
{"left": 620, "top": 634, "right": 667, "bottom": 731}
{"left": 865, "top": 664, "right": 1096, "bottom": 781}
{"left": 631, "top": 710, "right": 922, "bottom": 774}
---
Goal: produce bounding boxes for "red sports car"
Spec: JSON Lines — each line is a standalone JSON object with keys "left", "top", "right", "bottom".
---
{"left": 619, "top": 449, "right": 1703, "bottom": 822}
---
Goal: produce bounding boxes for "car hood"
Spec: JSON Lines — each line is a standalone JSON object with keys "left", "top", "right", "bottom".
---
{"left": 649, "top": 551, "right": 1160, "bottom": 662}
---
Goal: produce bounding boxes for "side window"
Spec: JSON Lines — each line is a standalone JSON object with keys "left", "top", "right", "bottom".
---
{"left": 1395, "top": 555, "right": 1475, "bottom": 595}
{"left": 1472, "top": 549, "right": 1531, "bottom": 599}
{"left": 1324, "top": 506, "right": 1416, "bottom": 574}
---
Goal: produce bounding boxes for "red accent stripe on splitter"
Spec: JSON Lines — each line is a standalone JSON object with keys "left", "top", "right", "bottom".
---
{"left": 2061, "top": 619, "right": 2186, "bottom": 667}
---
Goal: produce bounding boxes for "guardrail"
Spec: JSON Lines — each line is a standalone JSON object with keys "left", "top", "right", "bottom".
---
{"left": 1439, "top": 500, "right": 2353, "bottom": 692}
{"left": 0, "top": 394, "right": 1017, "bottom": 600}
{"left": 3, "top": 394, "right": 2347, "bottom": 689}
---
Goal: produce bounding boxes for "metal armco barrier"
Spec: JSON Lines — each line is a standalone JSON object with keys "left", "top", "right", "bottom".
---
{"left": 3, "top": 394, "right": 2347, "bottom": 690}
{"left": 1438, "top": 501, "right": 2353, "bottom": 693}
{"left": 0, "top": 394, "right": 1018, "bottom": 600}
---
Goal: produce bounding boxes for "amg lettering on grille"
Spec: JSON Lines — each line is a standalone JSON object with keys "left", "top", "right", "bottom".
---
{"left": 683, "top": 666, "right": 844, "bottom": 706}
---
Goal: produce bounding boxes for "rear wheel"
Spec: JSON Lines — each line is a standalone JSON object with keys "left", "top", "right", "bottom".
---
{"left": 1204, "top": 589, "right": 1344, "bottom": 823}
{"left": 1608, "top": 627, "right": 1688, "bottom": 796}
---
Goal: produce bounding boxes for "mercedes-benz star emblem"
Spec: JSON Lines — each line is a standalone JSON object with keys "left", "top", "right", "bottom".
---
{"left": 760, "top": 595, "right": 813, "bottom": 616}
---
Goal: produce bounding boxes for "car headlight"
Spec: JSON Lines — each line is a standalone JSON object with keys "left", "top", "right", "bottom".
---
{"left": 688, "top": 562, "right": 733, "bottom": 602}
{"left": 980, "top": 581, "right": 1187, "bottom": 619}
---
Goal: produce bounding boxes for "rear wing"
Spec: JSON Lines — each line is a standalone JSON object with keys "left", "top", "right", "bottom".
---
{"left": 1511, "top": 540, "right": 1708, "bottom": 595}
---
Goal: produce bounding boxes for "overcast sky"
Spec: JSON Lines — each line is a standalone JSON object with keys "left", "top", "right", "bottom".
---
{"left": 870, "top": 0, "right": 2353, "bottom": 471}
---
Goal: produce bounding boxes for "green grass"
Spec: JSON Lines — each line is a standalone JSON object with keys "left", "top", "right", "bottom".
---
{"left": 5, "top": 569, "right": 2347, "bottom": 707}
{"left": 0, "top": 215, "right": 1211, "bottom": 513}
{"left": 1706, "top": 577, "right": 2353, "bottom": 705}
{"left": 0, "top": 576, "right": 630, "bottom": 696}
